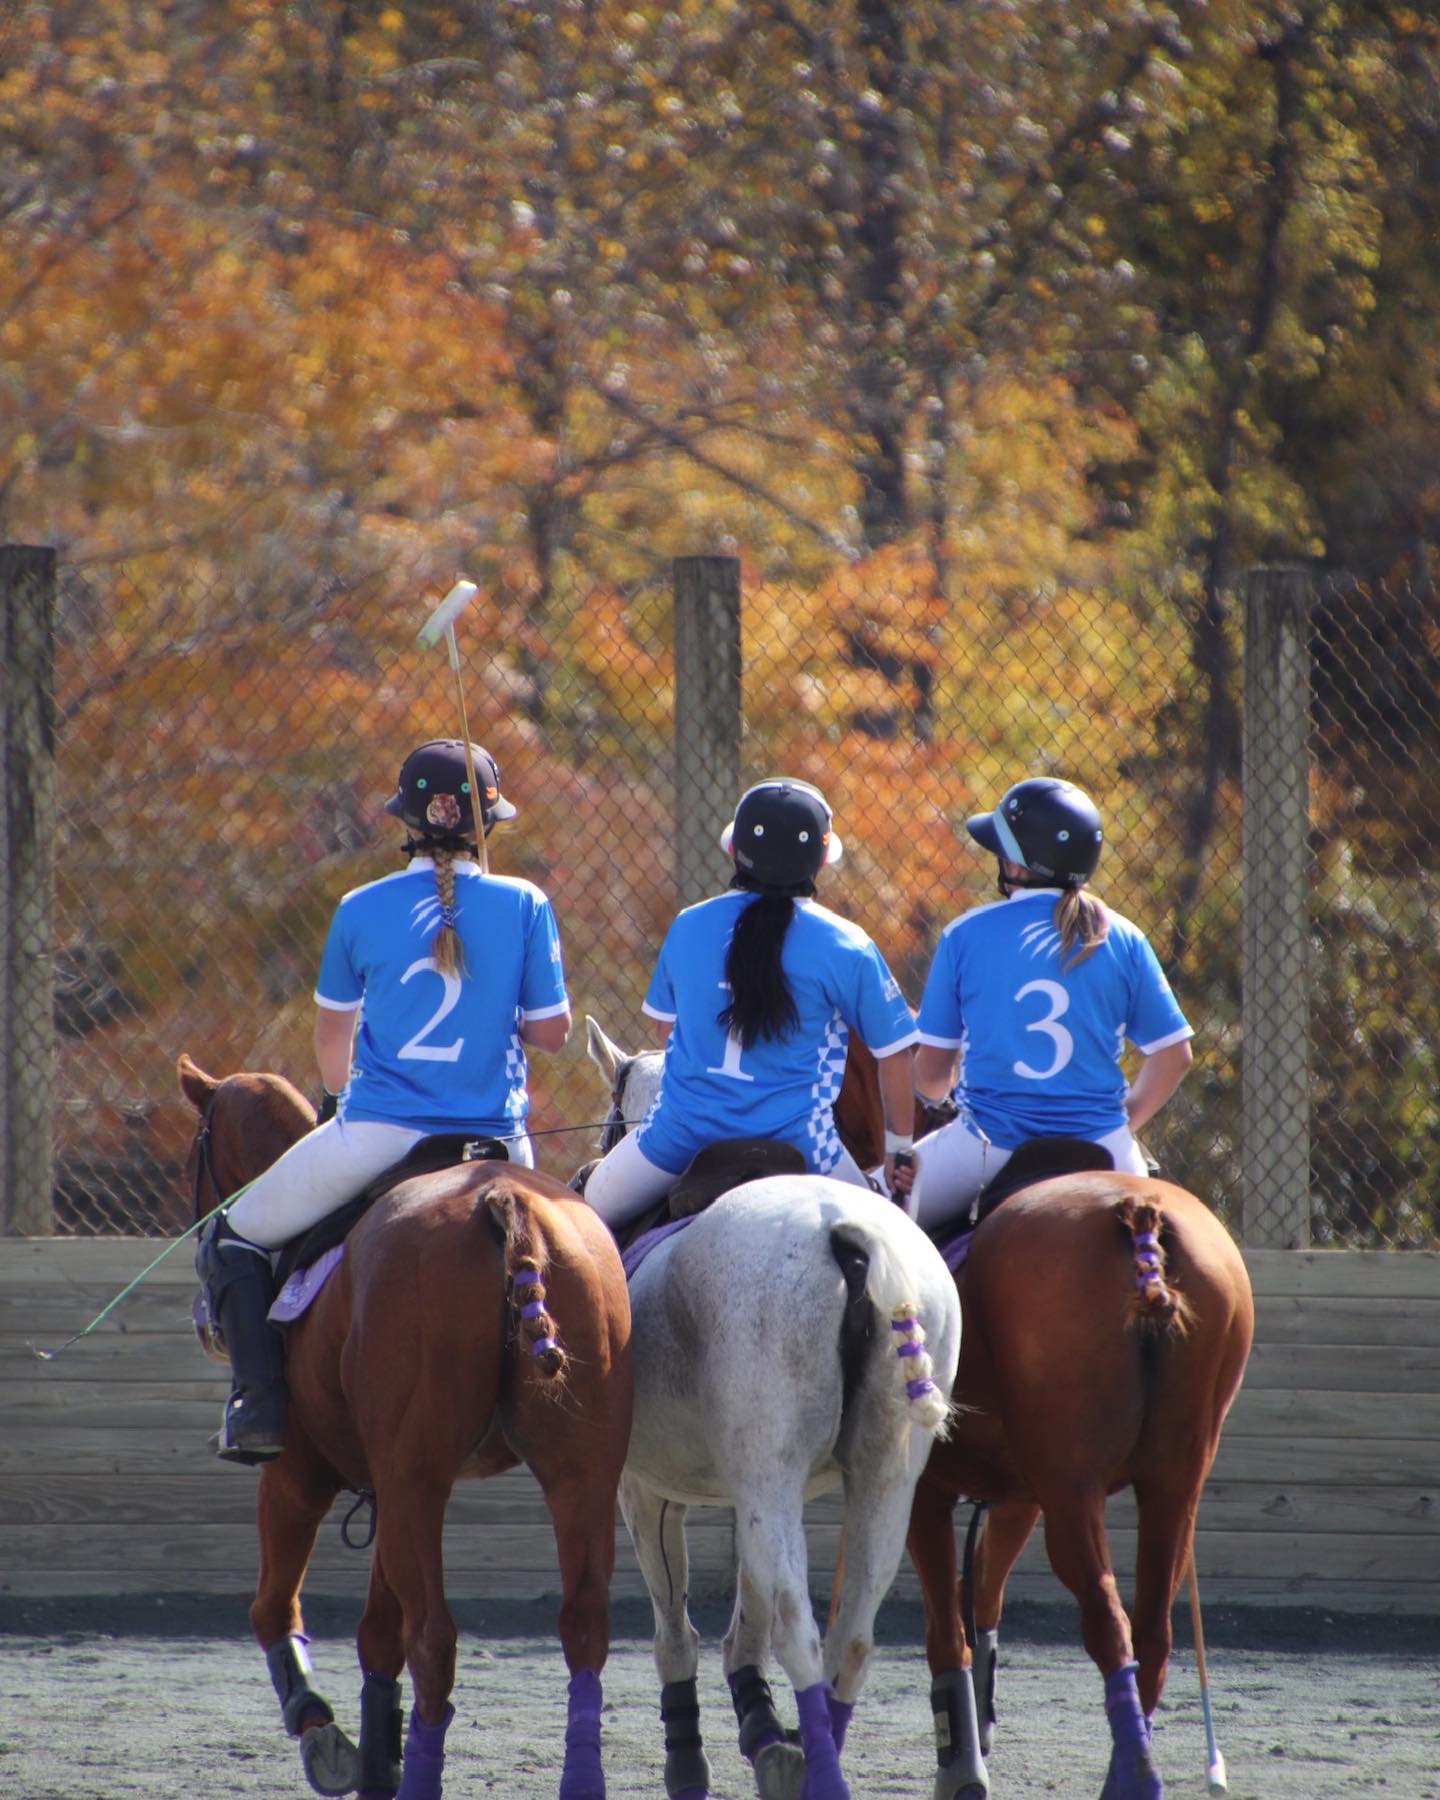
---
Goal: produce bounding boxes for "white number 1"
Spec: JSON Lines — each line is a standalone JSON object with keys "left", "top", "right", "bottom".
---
{"left": 706, "top": 981, "right": 756, "bottom": 1082}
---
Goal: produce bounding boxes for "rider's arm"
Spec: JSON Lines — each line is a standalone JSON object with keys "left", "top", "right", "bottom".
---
{"left": 521, "top": 1009, "right": 572, "bottom": 1052}
{"left": 1125, "top": 1039, "right": 1193, "bottom": 1133}
{"left": 876, "top": 1046, "right": 920, "bottom": 1201}
{"left": 914, "top": 1043, "right": 958, "bottom": 1104}
{"left": 314, "top": 1004, "right": 359, "bottom": 1095}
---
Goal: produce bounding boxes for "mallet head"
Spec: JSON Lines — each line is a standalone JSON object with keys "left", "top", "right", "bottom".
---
{"left": 417, "top": 579, "right": 478, "bottom": 649}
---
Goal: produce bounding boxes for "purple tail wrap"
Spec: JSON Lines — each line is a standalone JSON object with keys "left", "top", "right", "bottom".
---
{"left": 1101, "top": 1664, "right": 1161, "bottom": 1800}
{"left": 826, "top": 1690, "right": 854, "bottom": 1756}
{"left": 795, "top": 1682, "right": 850, "bottom": 1800}
{"left": 559, "top": 1667, "right": 605, "bottom": 1800}
{"left": 395, "top": 1703, "right": 453, "bottom": 1800}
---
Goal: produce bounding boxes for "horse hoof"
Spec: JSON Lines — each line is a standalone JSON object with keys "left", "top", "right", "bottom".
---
{"left": 301, "top": 1720, "right": 362, "bottom": 1796}
{"left": 753, "top": 1739, "right": 806, "bottom": 1800}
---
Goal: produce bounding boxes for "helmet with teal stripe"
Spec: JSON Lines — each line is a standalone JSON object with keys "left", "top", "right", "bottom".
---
{"left": 967, "top": 777, "right": 1102, "bottom": 887}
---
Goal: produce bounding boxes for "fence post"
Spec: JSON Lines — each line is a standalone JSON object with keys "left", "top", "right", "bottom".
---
{"left": 673, "top": 556, "right": 741, "bottom": 909}
{"left": 1, "top": 545, "right": 57, "bottom": 1234}
{"left": 1241, "top": 565, "right": 1312, "bottom": 1248}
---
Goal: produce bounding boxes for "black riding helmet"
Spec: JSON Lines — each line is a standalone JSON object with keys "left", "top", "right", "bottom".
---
{"left": 720, "top": 779, "right": 844, "bottom": 887}
{"left": 967, "top": 777, "right": 1102, "bottom": 887}
{"left": 384, "top": 739, "right": 517, "bottom": 840}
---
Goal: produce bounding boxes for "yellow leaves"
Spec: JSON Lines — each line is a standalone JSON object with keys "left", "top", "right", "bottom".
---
{"left": 570, "top": 587, "right": 674, "bottom": 732}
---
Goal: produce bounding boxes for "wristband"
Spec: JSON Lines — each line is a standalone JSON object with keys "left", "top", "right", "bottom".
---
{"left": 884, "top": 1131, "right": 914, "bottom": 1156}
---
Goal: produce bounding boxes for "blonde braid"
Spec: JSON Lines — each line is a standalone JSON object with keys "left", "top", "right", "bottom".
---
{"left": 1055, "top": 887, "right": 1109, "bottom": 971}
{"left": 430, "top": 843, "right": 466, "bottom": 977}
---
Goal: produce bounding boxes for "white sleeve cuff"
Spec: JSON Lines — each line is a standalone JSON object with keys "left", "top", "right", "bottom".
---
{"left": 1134, "top": 1025, "right": 1195, "bottom": 1054}
{"left": 521, "top": 998, "right": 571, "bottom": 1022}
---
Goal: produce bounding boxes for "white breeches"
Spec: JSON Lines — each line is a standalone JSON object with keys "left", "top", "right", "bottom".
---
{"left": 583, "top": 1129, "right": 873, "bottom": 1231}
{"left": 224, "top": 1115, "right": 535, "bottom": 1250}
{"left": 910, "top": 1116, "right": 1147, "bottom": 1229}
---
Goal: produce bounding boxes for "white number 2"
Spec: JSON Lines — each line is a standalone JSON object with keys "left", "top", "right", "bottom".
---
{"left": 397, "top": 958, "right": 464, "bottom": 1062}
{"left": 1012, "top": 978, "right": 1074, "bottom": 1081}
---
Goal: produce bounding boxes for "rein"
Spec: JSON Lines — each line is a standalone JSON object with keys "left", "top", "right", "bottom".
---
{"left": 32, "top": 1097, "right": 637, "bottom": 1366}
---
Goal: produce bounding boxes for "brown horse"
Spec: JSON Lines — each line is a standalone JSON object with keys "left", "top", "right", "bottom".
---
{"left": 178, "top": 1055, "right": 632, "bottom": 1800}
{"left": 834, "top": 1044, "right": 1254, "bottom": 1800}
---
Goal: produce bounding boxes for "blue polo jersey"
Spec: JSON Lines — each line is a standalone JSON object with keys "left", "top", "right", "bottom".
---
{"left": 916, "top": 889, "right": 1191, "bottom": 1146}
{"left": 636, "top": 890, "right": 918, "bottom": 1174}
{"left": 314, "top": 857, "right": 569, "bottom": 1135}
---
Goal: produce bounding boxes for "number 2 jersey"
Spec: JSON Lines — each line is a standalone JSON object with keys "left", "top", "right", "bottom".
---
{"left": 314, "top": 856, "right": 569, "bottom": 1135}
{"left": 915, "top": 888, "right": 1192, "bottom": 1146}
{"left": 637, "top": 889, "right": 918, "bottom": 1175}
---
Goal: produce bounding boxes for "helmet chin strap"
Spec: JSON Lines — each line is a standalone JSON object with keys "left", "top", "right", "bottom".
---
{"left": 997, "top": 862, "right": 1059, "bottom": 899}
{"left": 403, "top": 832, "right": 483, "bottom": 858}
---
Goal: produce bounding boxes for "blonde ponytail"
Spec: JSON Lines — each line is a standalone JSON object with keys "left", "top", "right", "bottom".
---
{"left": 1055, "top": 887, "right": 1108, "bottom": 971}
{"left": 430, "top": 844, "right": 466, "bottom": 977}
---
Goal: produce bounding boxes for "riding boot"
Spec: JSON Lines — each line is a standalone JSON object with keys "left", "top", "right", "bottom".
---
{"left": 196, "top": 1214, "right": 288, "bottom": 1464}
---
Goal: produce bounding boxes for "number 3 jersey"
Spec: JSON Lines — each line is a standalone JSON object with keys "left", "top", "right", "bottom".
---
{"left": 638, "top": 890, "right": 918, "bottom": 1175}
{"left": 916, "top": 888, "right": 1192, "bottom": 1147}
{"left": 314, "top": 857, "right": 569, "bottom": 1135}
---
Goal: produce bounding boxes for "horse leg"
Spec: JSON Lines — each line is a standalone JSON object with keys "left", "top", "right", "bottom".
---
{"left": 250, "top": 1454, "right": 360, "bottom": 1798}
{"left": 355, "top": 1551, "right": 406, "bottom": 1800}
{"left": 1039, "top": 1489, "right": 1159, "bottom": 1800}
{"left": 532, "top": 1463, "right": 621, "bottom": 1800}
{"left": 1129, "top": 1473, "right": 1203, "bottom": 1720}
{"left": 368, "top": 1475, "right": 457, "bottom": 1800}
{"left": 732, "top": 1478, "right": 849, "bottom": 1800}
{"left": 619, "top": 1472, "right": 710, "bottom": 1800}
{"left": 832, "top": 1458, "right": 987, "bottom": 1796}
{"left": 967, "top": 1499, "right": 1042, "bottom": 1757}
{"left": 905, "top": 1478, "right": 988, "bottom": 1800}
{"left": 722, "top": 1564, "right": 804, "bottom": 1800}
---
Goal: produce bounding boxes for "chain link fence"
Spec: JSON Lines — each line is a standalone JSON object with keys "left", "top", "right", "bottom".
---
{"left": 2, "top": 543, "right": 1436, "bottom": 1247}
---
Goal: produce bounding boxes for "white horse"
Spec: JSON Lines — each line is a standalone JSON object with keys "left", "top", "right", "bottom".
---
{"left": 584, "top": 1018, "right": 963, "bottom": 1800}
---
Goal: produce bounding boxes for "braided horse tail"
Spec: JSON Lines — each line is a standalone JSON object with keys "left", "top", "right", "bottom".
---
{"left": 485, "top": 1181, "right": 569, "bottom": 1384}
{"left": 1116, "top": 1193, "right": 1194, "bottom": 1336}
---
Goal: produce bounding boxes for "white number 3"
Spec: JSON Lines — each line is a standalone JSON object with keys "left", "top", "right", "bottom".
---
{"left": 1012, "top": 978, "right": 1074, "bottom": 1081}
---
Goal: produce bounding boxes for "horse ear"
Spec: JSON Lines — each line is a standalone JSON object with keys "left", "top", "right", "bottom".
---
{"left": 584, "top": 1015, "right": 627, "bottom": 1087}
{"left": 176, "top": 1052, "right": 218, "bottom": 1114}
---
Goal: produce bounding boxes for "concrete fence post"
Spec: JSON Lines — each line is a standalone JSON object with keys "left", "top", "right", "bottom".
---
{"left": 672, "top": 557, "right": 742, "bottom": 910}
{"left": 1241, "top": 564, "right": 1313, "bottom": 1248}
{"left": 2, "top": 545, "right": 57, "bottom": 1234}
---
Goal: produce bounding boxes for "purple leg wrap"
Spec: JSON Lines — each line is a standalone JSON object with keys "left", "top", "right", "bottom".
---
{"left": 826, "top": 1690, "right": 854, "bottom": 1757}
{"left": 795, "top": 1683, "right": 849, "bottom": 1800}
{"left": 559, "top": 1667, "right": 605, "bottom": 1800}
{"left": 1101, "top": 1664, "right": 1161, "bottom": 1800}
{"left": 395, "top": 1704, "right": 453, "bottom": 1800}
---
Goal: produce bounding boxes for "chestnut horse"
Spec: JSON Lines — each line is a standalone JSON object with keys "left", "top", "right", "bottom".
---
{"left": 835, "top": 1044, "right": 1254, "bottom": 1800}
{"left": 178, "top": 1055, "right": 632, "bottom": 1800}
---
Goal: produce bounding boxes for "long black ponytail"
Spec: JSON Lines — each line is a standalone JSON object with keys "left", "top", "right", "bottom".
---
{"left": 718, "top": 875, "right": 814, "bottom": 1048}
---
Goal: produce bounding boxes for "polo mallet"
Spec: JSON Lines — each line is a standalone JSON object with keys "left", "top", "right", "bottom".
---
{"left": 417, "top": 578, "right": 489, "bottom": 874}
{"left": 1187, "top": 1549, "right": 1227, "bottom": 1793}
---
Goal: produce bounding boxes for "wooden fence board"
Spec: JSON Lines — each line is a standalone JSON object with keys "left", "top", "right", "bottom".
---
{"left": 1245, "top": 1248, "right": 1440, "bottom": 1299}
{"left": 1, "top": 1241, "right": 1437, "bottom": 1610}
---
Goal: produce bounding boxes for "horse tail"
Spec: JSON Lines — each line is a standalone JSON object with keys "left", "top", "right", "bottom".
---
{"left": 1116, "top": 1192, "right": 1194, "bottom": 1336}
{"left": 830, "top": 1224, "right": 952, "bottom": 1438}
{"left": 484, "top": 1181, "right": 569, "bottom": 1383}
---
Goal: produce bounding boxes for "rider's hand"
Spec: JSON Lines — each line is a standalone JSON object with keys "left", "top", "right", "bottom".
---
{"left": 315, "top": 1089, "right": 339, "bottom": 1126}
{"left": 884, "top": 1133, "right": 919, "bottom": 1217}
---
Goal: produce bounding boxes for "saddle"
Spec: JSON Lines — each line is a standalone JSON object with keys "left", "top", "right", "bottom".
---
{"left": 925, "top": 1134, "right": 1116, "bottom": 1254}
{"left": 274, "top": 1133, "right": 511, "bottom": 1289}
{"left": 606, "top": 1136, "right": 807, "bottom": 1258}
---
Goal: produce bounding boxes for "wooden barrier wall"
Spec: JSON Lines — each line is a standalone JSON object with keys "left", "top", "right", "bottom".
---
{"left": 2, "top": 1241, "right": 1437, "bottom": 1612}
